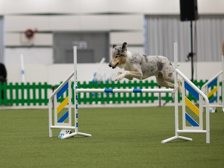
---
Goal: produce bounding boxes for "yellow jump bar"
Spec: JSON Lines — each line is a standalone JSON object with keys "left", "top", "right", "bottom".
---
{"left": 207, "top": 87, "right": 217, "bottom": 98}
{"left": 57, "top": 97, "right": 69, "bottom": 114}
{"left": 185, "top": 97, "right": 199, "bottom": 117}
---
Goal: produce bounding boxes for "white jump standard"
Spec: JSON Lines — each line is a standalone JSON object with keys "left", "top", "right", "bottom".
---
{"left": 162, "top": 43, "right": 210, "bottom": 144}
{"left": 48, "top": 46, "right": 91, "bottom": 139}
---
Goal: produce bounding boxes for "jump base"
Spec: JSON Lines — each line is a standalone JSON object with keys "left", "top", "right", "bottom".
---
{"left": 61, "top": 132, "right": 92, "bottom": 139}
{"left": 161, "top": 136, "right": 192, "bottom": 144}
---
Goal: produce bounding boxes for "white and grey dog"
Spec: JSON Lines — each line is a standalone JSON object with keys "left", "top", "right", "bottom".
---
{"left": 108, "top": 42, "right": 182, "bottom": 94}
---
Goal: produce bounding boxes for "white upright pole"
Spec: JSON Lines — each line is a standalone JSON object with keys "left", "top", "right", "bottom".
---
{"left": 69, "top": 80, "right": 72, "bottom": 126}
{"left": 73, "top": 46, "right": 78, "bottom": 134}
{"left": 20, "top": 54, "right": 27, "bottom": 100}
{"left": 174, "top": 42, "right": 179, "bottom": 137}
{"left": 20, "top": 54, "right": 25, "bottom": 83}
{"left": 49, "top": 99, "right": 52, "bottom": 137}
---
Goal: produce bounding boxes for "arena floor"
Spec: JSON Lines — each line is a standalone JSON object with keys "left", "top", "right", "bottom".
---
{"left": 0, "top": 107, "right": 223, "bottom": 168}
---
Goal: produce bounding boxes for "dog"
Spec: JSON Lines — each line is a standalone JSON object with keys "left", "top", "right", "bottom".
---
{"left": 108, "top": 42, "right": 182, "bottom": 95}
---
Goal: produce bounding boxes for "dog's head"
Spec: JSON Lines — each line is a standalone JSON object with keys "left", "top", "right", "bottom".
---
{"left": 108, "top": 42, "right": 127, "bottom": 69}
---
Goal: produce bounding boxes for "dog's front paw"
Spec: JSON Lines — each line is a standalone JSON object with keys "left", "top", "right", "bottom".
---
{"left": 115, "top": 75, "right": 124, "bottom": 81}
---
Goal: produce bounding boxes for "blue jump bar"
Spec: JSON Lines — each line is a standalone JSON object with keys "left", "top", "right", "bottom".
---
{"left": 104, "top": 89, "right": 113, "bottom": 93}
{"left": 185, "top": 113, "right": 199, "bottom": 127}
{"left": 57, "top": 111, "right": 69, "bottom": 123}
{"left": 57, "top": 82, "right": 68, "bottom": 100}
{"left": 104, "top": 89, "right": 142, "bottom": 93}
{"left": 133, "top": 89, "right": 142, "bottom": 93}
{"left": 208, "top": 78, "right": 217, "bottom": 88}
{"left": 209, "top": 96, "right": 217, "bottom": 103}
{"left": 184, "top": 81, "right": 199, "bottom": 101}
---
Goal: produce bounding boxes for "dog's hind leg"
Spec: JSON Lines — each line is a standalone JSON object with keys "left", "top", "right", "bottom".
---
{"left": 162, "top": 72, "right": 182, "bottom": 95}
{"left": 156, "top": 73, "right": 182, "bottom": 100}
{"left": 156, "top": 73, "right": 174, "bottom": 89}
{"left": 161, "top": 62, "right": 182, "bottom": 95}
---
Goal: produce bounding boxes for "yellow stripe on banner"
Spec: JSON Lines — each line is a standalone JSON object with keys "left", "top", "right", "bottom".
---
{"left": 185, "top": 97, "right": 199, "bottom": 117}
{"left": 57, "top": 97, "right": 69, "bottom": 114}
{"left": 207, "top": 87, "right": 217, "bottom": 98}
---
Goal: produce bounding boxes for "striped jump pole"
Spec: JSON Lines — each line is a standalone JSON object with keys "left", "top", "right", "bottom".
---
{"left": 77, "top": 88, "right": 174, "bottom": 93}
{"left": 49, "top": 72, "right": 76, "bottom": 136}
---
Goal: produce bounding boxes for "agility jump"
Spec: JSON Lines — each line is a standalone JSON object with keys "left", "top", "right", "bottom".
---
{"left": 48, "top": 43, "right": 210, "bottom": 143}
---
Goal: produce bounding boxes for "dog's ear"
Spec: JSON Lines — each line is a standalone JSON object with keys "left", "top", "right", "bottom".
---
{"left": 113, "top": 44, "right": 117, "bottom": 48}
{"left": 122, "top": 42, "right": 127, "bottom": 51}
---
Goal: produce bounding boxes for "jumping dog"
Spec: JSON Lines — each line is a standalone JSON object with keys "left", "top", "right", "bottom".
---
{"left": 108, "top": 42, "right": 182, "bottom": 95}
